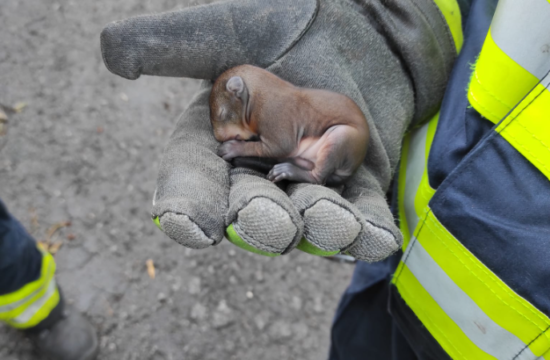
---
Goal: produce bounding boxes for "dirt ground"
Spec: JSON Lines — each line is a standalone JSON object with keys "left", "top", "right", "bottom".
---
{"left": 0, "top": 0, "right": 355, "bottom": 359}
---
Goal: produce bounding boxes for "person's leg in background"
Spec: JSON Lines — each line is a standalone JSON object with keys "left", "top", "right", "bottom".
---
{"left": 328, "top": 257, "right": 419, "bottom": 360}
{"left": 0, "top": 199, "right": 99, "bottom": 360}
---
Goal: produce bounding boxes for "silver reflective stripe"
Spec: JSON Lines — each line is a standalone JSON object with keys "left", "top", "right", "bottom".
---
{"left": 404, "top": 122, "right": 429, "bottom": 238}
{"left": 492, "top": 0, "right": 550, "bottom": 79}
{"left": 11, "top": 279, "right": 57, "bottom": 325}
{"left": 0, "top": 261, "right": 54, "bottom": 313}
{"left": 403, "top": 238, "right": 537, "bottom": 360}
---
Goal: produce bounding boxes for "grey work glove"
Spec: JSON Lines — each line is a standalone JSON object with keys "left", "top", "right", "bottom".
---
{"left": 100, "top": 0, "right": 455, "bottom": 261}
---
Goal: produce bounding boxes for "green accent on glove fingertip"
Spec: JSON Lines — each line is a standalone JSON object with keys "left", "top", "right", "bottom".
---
{"left": 152, "top": 216, "right": 162, "bottom": 230}
{"left": 225, "top": 224, "right": 280, "bottom": 257}
{"left": 296, "top": 238, "right": 340, "bottom": 256}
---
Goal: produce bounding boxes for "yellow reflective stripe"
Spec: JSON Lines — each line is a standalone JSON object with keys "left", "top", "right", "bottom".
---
{"left": 491, "top": 0, "right": 550, "bottom": 80}
{"left": 8, "top": 279, "right": 60, "bottom": 329}
{"left": 398, "top": 114, "right": 439, "bottom": 250}
{"left": 432, "top": 0, "right": 463, "bottom": 52}
{"left": 402, "top": 125, "right": 427, "bottom": 246}
{"left": 468, "top": 0, "right": 550, "bottom": 123}
{"left": 468, "top": 30, "right": 539, "bottom": 124}
{"left": 396, "top": 261, "right": 498, "bottom": 359}
{"left": 0, "top": 249, "right": 55, "bottom": 309}
{"left": 0, "top": 250, "right": 60, "bottom": 329}
{"left": 496, "top": 76, "right": 550, "bottom": 182}
{"left": 399, "top": 210, "right": 550, "bottom": 357}
{"left": 413, "top": 116, "right": 438, "bottom": 218}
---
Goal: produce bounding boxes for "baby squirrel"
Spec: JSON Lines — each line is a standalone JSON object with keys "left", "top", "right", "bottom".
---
{"left": 210, "top": 65, "right": 369, "bottom": 186}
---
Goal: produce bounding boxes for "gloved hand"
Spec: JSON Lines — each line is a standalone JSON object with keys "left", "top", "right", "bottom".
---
{"left": 100, "top": 0, "right": 454, "bottom": 261}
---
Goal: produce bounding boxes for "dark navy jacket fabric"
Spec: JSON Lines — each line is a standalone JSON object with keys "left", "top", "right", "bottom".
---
{"left": 0, "top": 199, "right": 42, "bottom": 295}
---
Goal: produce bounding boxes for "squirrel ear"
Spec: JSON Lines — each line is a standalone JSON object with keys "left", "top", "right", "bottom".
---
{"left": 226, "top": 76, "right": 245, "bottom": 98}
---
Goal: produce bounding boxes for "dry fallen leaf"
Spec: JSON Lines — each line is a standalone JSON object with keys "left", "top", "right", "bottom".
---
{"left": 48, "top": 241, "right": 63, "bottom": 255}
{"left": 37, "top": 240, "right": 63, "bottom": 254}
{"left": 46, "top": 221, "right": 71, "bottom": 242}
{"left": 37, "top": 241, "right": 48, "bottom": 252}
{"left": 146, "top": 259, "right": 156, "bottom": 279}
{"left": 37, "top": 220, "right": 71, "bottom": 255}
{"left": 12, "top": 102, "right": 27, "bottom": 113}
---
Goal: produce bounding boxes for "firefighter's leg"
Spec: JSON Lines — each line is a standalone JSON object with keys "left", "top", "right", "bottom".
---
{"left": 0, "top": 199, "right": 99, "bottom": 360}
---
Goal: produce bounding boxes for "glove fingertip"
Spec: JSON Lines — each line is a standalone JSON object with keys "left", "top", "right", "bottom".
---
{"left": 225, "top": 224, "right": 280, "bottom": 257}
{"left": 295, "top": 238, "right": 340, "bottom": 257}
{"left": 348, "top": 222, "right": 402, "bottom": 262}
{"left": 157, "top": 212, "right": 216, "bottom": 249}
{"left": 100, "top": 22, "right": 141, "bottom": 80}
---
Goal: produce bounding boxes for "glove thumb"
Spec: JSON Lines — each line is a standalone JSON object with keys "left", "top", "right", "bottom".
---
{"left": 100, "top": 0, "right": 318, "bottom": 80}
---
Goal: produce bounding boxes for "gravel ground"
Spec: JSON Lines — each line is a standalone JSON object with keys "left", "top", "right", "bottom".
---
{"left": 0, "top": 0, "right": 355, "bottom": 359}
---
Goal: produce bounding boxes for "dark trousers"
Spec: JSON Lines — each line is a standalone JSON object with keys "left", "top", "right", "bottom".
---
{"left": 0, "top": 199, "right": 42, "bottom": 295}
{"left": 329, "top": 256, "right": 420, "bottom": 360}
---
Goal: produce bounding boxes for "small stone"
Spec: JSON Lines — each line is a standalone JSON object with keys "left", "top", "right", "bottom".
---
{"left": 228, "top": 249, "right": 236, "bottom": 257}
{"left": 120, "top": 93, "right": 128, "bottom": 101}
{"left": 157, "top": 293, "right": 167, "bottom": 302}
{"left": 246, "top": 291, "right": 254, "bottom": 299}
{"left": 229, "top": 276, "right": 237, "bottom": 285}
{"left": 212, "top": 300, "right": 234, "bottom": 328}
{"left": 255, "top": 317, "right": 266, "bottom": 330}
{"left": 225, "top": 340, "right": 235, "bottom": 352}
{"left": 190, "top": 303, "right": 207, "bottom": 320}
{"left": 108, "top": 343, "right": 117, "bottom": 351}
{"left": 171, "top": 282, "right": 181, "bottom": 292}
{"left": 292, "top": 323, "right": 309, "bottom": 340}
{"left": 100, "top": 336, "right": 109, "bottom": 349}
{"left": 313, "top": 296, "right": 323, "bottom": 313}
{"left": 188, "top": 277, "right": 201, "bottom": 295}
{"left": 291, "top": 296, "right": 302, "bottom": 311}
{"left": 269, "top": 320, "right": 292, "bottom": 340}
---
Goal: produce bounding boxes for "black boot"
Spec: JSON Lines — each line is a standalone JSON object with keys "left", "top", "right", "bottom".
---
{"left": 25, "top": 289, "right": 99, "bottom": 360}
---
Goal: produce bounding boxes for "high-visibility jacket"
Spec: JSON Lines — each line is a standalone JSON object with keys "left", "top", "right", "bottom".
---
{"left": 392, "top": 0, "right": 550, "bottom": 359}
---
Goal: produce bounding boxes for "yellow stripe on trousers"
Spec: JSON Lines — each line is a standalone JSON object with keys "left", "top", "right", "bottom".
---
{"left": 0, "top": 249, "right": 60, "bottom": 329}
